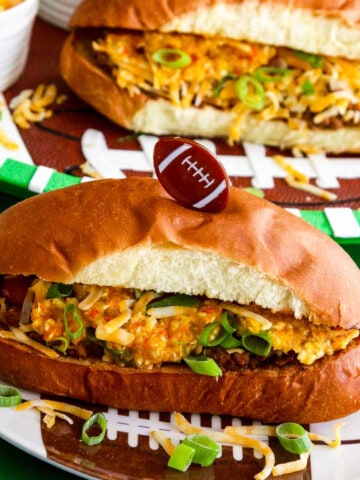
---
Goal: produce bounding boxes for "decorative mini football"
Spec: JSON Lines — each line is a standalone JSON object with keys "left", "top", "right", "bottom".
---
{"left": 153, "top": 137, "right": 230, "bottom": 212}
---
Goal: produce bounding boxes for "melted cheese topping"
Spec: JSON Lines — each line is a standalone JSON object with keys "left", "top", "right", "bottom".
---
{"left": 93, "top": 32, "right": 360, "bottom": 144}
{"left": 22, "top": 281, "right": 359, "bottom": 368}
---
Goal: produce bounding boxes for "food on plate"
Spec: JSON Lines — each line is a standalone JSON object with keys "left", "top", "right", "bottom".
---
{"left": 60, "top": 0, "right": 360, "bottom": 152}
{"left": 0, "top": 177, "right": 359, "bottom": 423}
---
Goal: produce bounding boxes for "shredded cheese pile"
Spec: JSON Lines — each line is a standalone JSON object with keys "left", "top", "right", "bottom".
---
{"left": 151, "top": 412, "right": 343, "bottom": 480}
{"left": 93, "top": 32, "right": 360, "bottom": 144}
{"left": 9, "top": 84, "right": 67, "bottom": 129}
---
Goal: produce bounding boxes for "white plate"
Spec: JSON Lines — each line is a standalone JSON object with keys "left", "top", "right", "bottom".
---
{"left": 1, "top": 381, "right": 360, "bottom": 480}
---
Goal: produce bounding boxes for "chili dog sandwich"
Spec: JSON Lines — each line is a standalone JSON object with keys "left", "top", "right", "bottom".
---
{"left": 60, "top": 0, "right": 360, "bottom": 153}
{"left": 0, "top": 177, "right": 360, "bottom": 423}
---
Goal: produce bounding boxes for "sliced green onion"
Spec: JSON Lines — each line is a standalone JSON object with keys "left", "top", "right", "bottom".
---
{"left": 46, "top": 283, "right": 73, "bottom": 299}
{"left": 301, "top": 79, "right": 315, "bottom": 95}
{"left": 147, "top": 294, "right": 201, "bottom": 309}
{"left": 199, "top": 322, "right": 228, "bottom": 347}
{"left": 242, "top": 331, "right": 272, "bottom": 356}
{"left": 293, "top": 50, "right": 323, "bottom": 68}
{"left": 0, "top": 385, "right": 22, "bottom": 407}
{"left": 184, "top": 356, "right": 222, "bottom": 377}
{"left": 254, "top": 66, "right": 293, "bottom": 83}
{"left": 220, "top": 334, "right": 242, "bottom": 349}
{"left": 221, "top": 311, "right": 237, "bottom": 334}
{"left": 63, "top": 303, "right": 84, "bottom": 341}
{"left": 51, "top": 336, "right": 69, "bottom": 353}
{"left": 276, "top": 422, "right": 313, "bottom": 454}
{"left": 236, "top": 75, "right": 265, "bottom": 110}
{"left": 82, "top": 412, "right": 107, "bottom": 446}
{"left": 152, "top": 48, "right": 191, "bottom": 69}
{"left": 168, "top": 443, "right": 195, "bottom": 472}
{"left": 182, "top": 434, "right": 221, "bottom": 467}
{"left": 212, "top": 72, "right": 236, "bottom": 97}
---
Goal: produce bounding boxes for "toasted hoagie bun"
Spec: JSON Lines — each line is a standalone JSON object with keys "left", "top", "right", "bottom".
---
{"left": 60, "top": 0, "right": 360, "bottom": 152}
{"left": 0, "top": 177, "right": 359, "bottom": 423}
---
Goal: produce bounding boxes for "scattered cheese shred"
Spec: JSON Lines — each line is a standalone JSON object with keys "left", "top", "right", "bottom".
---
{"left": 37, "top": 406, "right": 74, "bottom": 428}
{"left": 285, "top": 175, "right": 338, "bottom": 201}
{"left": 9, "top": 84, "right": 67, "bottom": 129}
{"left": 272, "top": 155, "right": 309, "bottom": 183}
{"left": 15, "top": 399, "right": 93, "bottom": 420}
{"left": 172, "top": 412, "right": 275, "bottom": 480}
{"left": 0, "top": 328, "right": 59, "bottom": 359}
{"left": 151, "top": 412, "right": 343, "bottom": 480}
{"left": 272, "top": 452, "right": 310, "bottom": 477}
{"left": 150, "top": 430, "right": 176, "bottom": 456}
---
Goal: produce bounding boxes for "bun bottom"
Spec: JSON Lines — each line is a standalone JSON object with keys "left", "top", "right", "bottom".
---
{"left": 60, "top": 31, "right": 360, "bottom": 153}
{"left": 1, "top": 337, "right": 360, "bottom": 423}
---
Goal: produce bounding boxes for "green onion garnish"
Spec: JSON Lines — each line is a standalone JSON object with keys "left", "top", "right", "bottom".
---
{"left": 47, "top": 283, "right": 73, "bottom": 299}
{"left": 63, "top": 304, "right": 84, "bottom": 341}
{"left": 301, "top": 79, "right": 315, "bottom": 95}
{"left": 147, "top": 294, "right": 201, "bottom": 309}
{"left": 184, "top": 356, "right": 222, "bottom": 377}
{"left": 220, "top": 334, "right": 242, "bottom": 349}
{"left": 81, "top": 412, "right": 107, "bottom": 446}
{"left": 199, "top": 322, "right": 228, "bottom": 347}
{"left": 182, "top": 434, "right": 221, "bottom": 467}
{"left": 212, "top": 72, "right": 236, "bottom": 97}
{"left": 168, "top": 443, "right": 195, "bottom": 472}
{"left": 241, "top": 331, "right": 272, "bottom": 356}
{"left": 276, "top": 422, "right": 313, "bottom": 454}
{"left": 254, "top": 66, "right": 293, "bottom": 83}
{"left": 236, "top": 75, "right": 266, "bottom": 110}
{"left": 221, "top": 311, "right": 237, "bottom": 334}
{"left": 51, "top": 336, "right": 70, "bottom": 354}
{"left": 152, "top": 48, "right": 192, "bottom": 69}
{"left": 293, "top": 50, "right": 323, "bottom": 68}
{"left": 0, "top": 385, "right": 22, "bottom": 407}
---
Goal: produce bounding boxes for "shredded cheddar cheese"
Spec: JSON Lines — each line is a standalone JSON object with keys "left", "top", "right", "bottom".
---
{"left": 93, "top": 32, "right": 360, "bottom": 144}
{"left": 1, "top": 280, "right": 358, "bottom": 368}
{"left": 9, "top": 84, "right": 67, "bottom": 129}
{"left": 284, "top": 175, "right": 338, "bottom": 202}
{"left": 150, "top": 413, "right": 342, "bottom": 479}
{"left": 272, "top": 154, "right": 337, "bottom": 202}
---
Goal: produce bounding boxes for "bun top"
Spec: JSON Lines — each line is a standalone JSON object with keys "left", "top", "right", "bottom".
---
{"left": 70, "top": 0, "right": 360, "bottom": 29}
{"left": 69, "top": 0, "right": 360, "bottom": 59}
{"left": 0, "top": 177, "right": 359, "bottom": 330}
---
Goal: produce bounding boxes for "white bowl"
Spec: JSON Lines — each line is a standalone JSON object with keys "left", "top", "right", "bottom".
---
{"left": 38, "top": 0, "right": 82, "bottom": 30}
{"left": 0, "top": 0, "right": 39, "bottom": 92}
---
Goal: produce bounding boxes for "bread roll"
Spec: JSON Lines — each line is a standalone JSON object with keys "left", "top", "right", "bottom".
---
{"left": 0, "top": 177, "right": 359, "bottom": 422}
{"left": 60, "top": 0, "right": 360, "bottom": 152}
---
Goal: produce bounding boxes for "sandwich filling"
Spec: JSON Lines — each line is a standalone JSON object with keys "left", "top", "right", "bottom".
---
{"left": 92, "top": 31, "right": 360, "bottom": 145}
{"left": 0, "top": 277, "right": 358, "bottom": 372}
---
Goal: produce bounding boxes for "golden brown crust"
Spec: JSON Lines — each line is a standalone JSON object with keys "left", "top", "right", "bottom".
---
{"left": 1, "top": 335, "right": 360, "bottom": 423}
{"left": 0, "top": 177, "right": 359, "bottom": 330}
{"left": 60, "top": 31, "right": 148, "bottom": 129}
{"left": 70, "top": 0, "right": 360, "bottom": 28}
